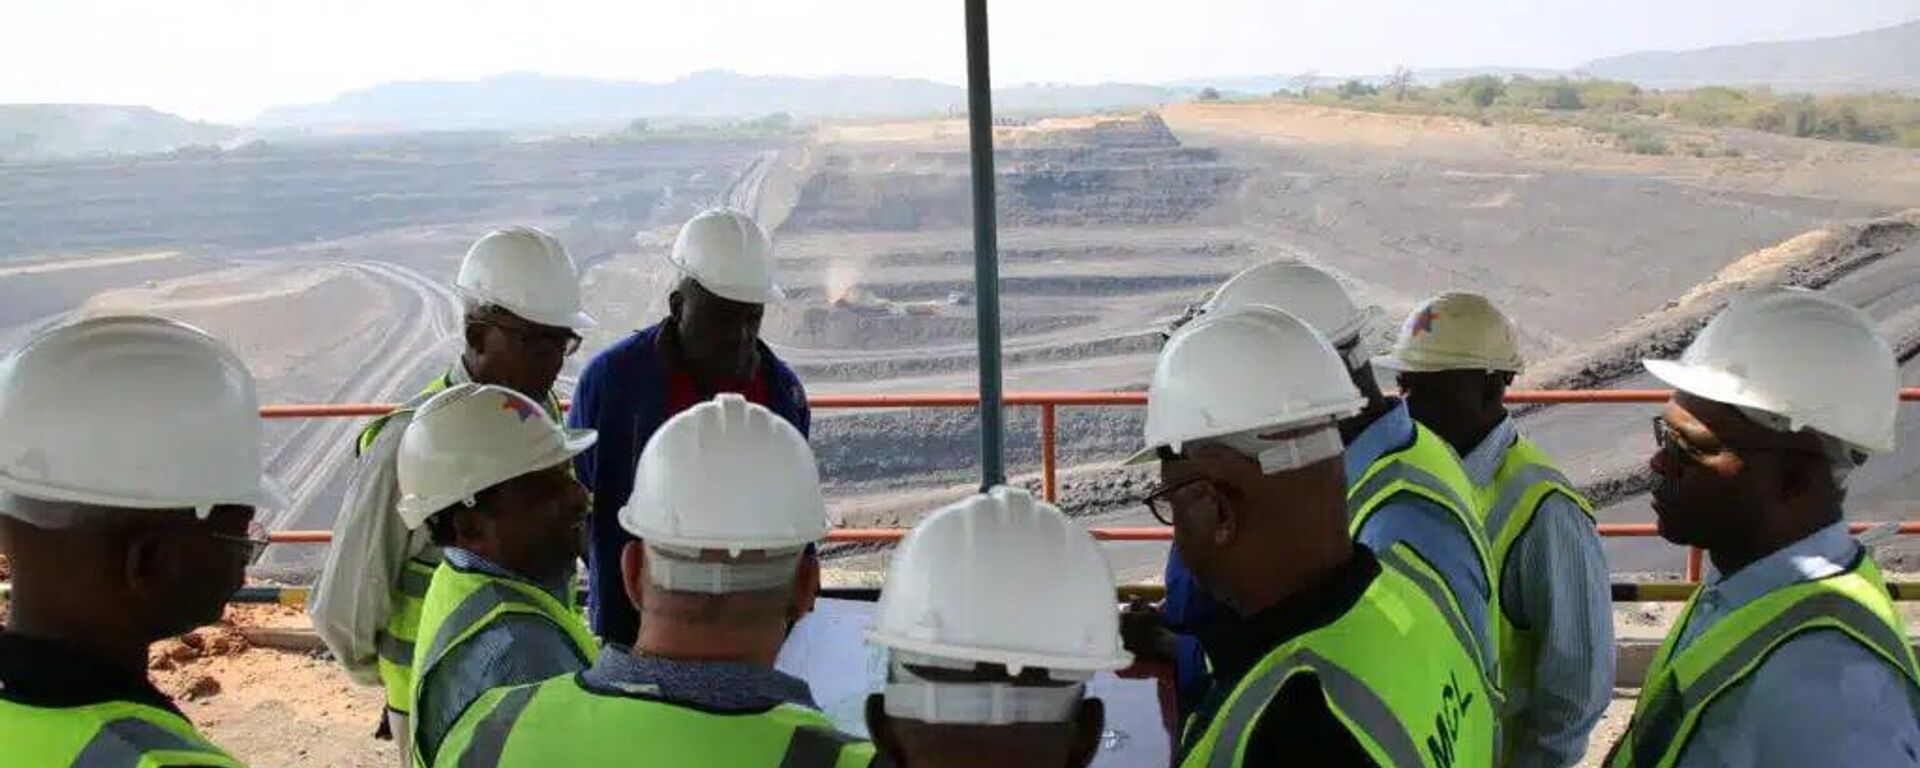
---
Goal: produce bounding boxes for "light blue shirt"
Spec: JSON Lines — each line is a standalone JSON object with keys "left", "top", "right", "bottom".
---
{"left": 1463, "top": 417, "right": 1613, "bottom": 768}
{"left": 1343, "top": 400, "right": 1493, "bottom": 652}
{"left": 1670, "top": 522, "right": 1920, "bottom": 768}
{"left": 414, "top": 549, "right": 591, "bottom": 765}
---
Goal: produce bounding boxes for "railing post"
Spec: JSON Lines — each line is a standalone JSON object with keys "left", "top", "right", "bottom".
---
{"left": 1040, "top": 404, "right": 1058, "bottom": 502}
{"left": 1685, "top": 546, "right": 1704, "bottom": 583}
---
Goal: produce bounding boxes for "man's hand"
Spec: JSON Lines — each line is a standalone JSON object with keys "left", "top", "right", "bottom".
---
{"left": 1120, "top": 598, "right": 1179, "bottom": 662}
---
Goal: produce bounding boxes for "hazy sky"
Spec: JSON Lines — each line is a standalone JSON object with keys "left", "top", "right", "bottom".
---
{"left": 6, "top": 0, "right": 1916, "bottom": 122}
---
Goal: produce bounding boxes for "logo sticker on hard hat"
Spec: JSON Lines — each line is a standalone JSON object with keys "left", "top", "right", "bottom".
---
{"left": 1411, "top": 308, "right": 1439, "bottom": 337}
{"left": 500, "top": 395, "right": 540, "bottom": 422}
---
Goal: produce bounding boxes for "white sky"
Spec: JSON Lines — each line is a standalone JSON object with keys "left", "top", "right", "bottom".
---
{"left": 5, "top": 0, "right": 1917, "bottom": 123}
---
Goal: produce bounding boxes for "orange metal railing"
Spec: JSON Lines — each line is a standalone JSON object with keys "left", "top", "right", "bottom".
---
{"left": 263, "top": 387, "right": 1920, "bottom": 583}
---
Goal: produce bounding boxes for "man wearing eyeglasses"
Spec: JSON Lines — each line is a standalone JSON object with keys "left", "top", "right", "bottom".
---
{"left": 1607, "top": 289, "right": 1920, "bottom": 768}
{"left": 310, "top": 226, "right": 595, "bottom": 757}
{"left": 568, "top": 208, "right": 810, "bottom": 647}
{"left": 0, "top": 316, "right": 281, "bottom": 768}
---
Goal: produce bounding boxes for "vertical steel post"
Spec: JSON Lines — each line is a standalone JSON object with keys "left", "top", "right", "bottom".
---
{"left": 1040, "top": 404, "right": 1058, "bottom": 502}
{"left": 964, "top": 0, "right": 1006, "bottom": 489}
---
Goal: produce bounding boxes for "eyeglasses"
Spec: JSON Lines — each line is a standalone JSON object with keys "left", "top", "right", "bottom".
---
{"left": 1651, "top": 416, "right": 1717, "bottom": 464}
{"left": 210, "top": 523, "right": 271, "bottom": 560}
{"left": 1141, "top": 478, "right": 1212, "bottom": 526}
{"left": 472, "top": 318, "right": 583, "bottom": 357}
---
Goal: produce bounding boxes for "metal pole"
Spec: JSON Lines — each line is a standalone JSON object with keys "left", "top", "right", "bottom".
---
{"left": 964, "top": 0, "right": 1006, "bottom": 489}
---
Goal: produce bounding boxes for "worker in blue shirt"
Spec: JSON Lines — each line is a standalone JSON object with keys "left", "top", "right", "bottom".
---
{"left": 568, "top": 208, "right": 809, "bottom": 645}
{"left": 1125, "top": 259, "right": 1495, "bottom": 724}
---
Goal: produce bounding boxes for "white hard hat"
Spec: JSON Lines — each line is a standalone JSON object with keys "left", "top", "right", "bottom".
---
{"left": 456, "top": 226, "right": 596, "bottom": 330}
{"left": 1204, "top": 259, "right": 1376, "bottom": 347}
{"left": 1128, "top": 306, "right": 1365, "bottom": 464}
{"left": 621, "top": 394, "right": 824, "bottom": 551}
{"left": 1644, "top": 288, "right": 1898, "bottom": 455}
{"left": 395, "top": 383, "right": 597, "bottom": 529}
{"left": 868, "top": 486, "right": 1131, "bottom": 675}
{"left": 1373, "top": 291, "right": 1524, "bottom": 374}
{"left": 667, "top": 208, "right": 784, "bottom": 305}
{"left": 0, "top": 315, "right": 284, "bottom": 517}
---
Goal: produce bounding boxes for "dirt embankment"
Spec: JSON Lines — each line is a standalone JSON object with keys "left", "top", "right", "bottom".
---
{"left": 1528, "top": 209, "right": 1920, "bottom": 392}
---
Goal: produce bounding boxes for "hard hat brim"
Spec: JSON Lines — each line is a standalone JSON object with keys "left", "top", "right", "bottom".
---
{"left": 1371, "top": 353, "right": 1521, "bottom": 375}
{"left": 0, "top": 472, "right": 291, "bottom": 513}
{"left": 1120, "top": 445, "right": 1163, "bottom": 466}
{"left": 1642, "top": 359, "right": 1772, "bottom": 414}
{"left": 697, "top": 279, "right": 784, "bottom": 306}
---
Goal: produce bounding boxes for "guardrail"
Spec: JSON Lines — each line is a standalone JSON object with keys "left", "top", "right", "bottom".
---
{"left": 261, "top": 387, "right": 1920, "bottom": 592}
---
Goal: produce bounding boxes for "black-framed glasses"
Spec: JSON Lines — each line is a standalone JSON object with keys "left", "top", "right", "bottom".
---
{"left": 1141, "top": 478, "right": 1212, "bottom": 526}
{"left": 210, "top": 522, "right": 271, "bottom": 560}
{"left": 471, "top": 317, "right": 583, "bottom": 357}
{"left": 1651, "top": 416, "right": 1716, "bottom": 464}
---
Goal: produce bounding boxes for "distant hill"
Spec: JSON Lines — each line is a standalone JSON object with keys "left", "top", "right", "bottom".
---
{"left": 254, "top": 71, "right": 1192, "bottom": 132}
{"left": 1584, "top": 20, "right": 1920, "bottom": 92}
{"left": 0, "top": 105, "right": 236, "bottom": 160}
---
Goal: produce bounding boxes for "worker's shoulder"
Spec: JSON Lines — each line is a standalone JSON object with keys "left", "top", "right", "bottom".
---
{"left": 1728, "top": 627, "right": 1919, "bottom": 718}
{"left": 579, "top": 325, "right": 666, "bottom": 378}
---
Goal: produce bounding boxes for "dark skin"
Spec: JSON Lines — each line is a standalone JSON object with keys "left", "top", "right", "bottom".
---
{"left": 864, "top": 667, "right": 1107, "bottom": 768}
{"left": 1648, "top": 392, "right": 1842, "bottom": 576}
{"left": 1336, "top": 340, "right": 1397, "bottom": 444}
{"left": 1397, "top": 369, "right": 1514, "bottom": 457}
{"left": 445, "top": 463, "right": 589, "bottom": 587}
{"left": 1121, "top": 440, "right": 1355, "bottom": 660}
{"left": 620, "top": 542, "right": 819, "bottom": 666}
{"left": 1162, "top": 442, "right": 1355, "bottom": 616}
{"left": 463, "top": 305, "right": 577, "bottom": 404}
{"left": 666, "top": 279, "right": 764, "bottom": 387}
{"left": 2, "top": 504, "right": 255, "bottom": 676}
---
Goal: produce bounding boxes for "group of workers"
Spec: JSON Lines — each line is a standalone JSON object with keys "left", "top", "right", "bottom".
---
{"left": 1, "top": 204, "right": 1916, "bottom": 768}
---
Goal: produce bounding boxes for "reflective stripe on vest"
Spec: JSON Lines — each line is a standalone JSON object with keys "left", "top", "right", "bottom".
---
{"left": 1, "top": 698, "right": 245, "bottom": 768}
{"left": 1608, "top": 557, "right": 1920, "bottom": 768}
{"left": 435, "top": 674, "right": 877, "bottom": 768}
{"left": 1474, "top": 436, "right": 1595, "bottom": 753}
{"left": 1346, "top": 425, "right": 1493, "bottom": 584}
{"left": 408, "top": 564, "right": 599, "bottom": 767}
{"left": 1378, "top": 545, "right": 1503, "bottom": 720}
{"left": 1178, "top": 546, "right": 1496, "bottom": 768}
{"left": 377, "top": 556, "right": 438, "bottom": 714}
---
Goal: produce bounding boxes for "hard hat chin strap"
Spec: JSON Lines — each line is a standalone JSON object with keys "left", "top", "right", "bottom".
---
{"left": 882, "top": 657, "right": 1085, "bottom": 725}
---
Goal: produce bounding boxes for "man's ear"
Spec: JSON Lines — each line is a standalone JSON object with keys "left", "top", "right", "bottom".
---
{"left": 463, "top": 318, "right": 491, "bottom": 356}
{"left": 1066, "top": 698, "right": 1107, "bottom": 768}
{"left": 667, "top": 290, "right": 685, "bottom": 322}
{"left": 621, "top": 540, "right": 648, "bottom": 616}
{"left": 865, "top": 694, "right": 908, "bottom": 768}
{"left": 790, "top": 548, "right": 821, "bottom": 622}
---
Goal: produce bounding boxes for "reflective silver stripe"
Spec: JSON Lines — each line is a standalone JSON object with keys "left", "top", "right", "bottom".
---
{"left": 1483, "top": 463, "right": 1577, "bottom": 543}
{"left": 1377, "top": 546, "right": 1499, "bottom": 696}
{"left": 398, "top": 560, "right": 434, "bottom": 598}
{"left": 1349, "top": 460, "right": 1472, "bottom": 524}
{"left": 1628, "top": 592, "right": 1913, "bottom": 768}
{"left": 779, "top": 726, "right": 865, "bottom": 768}
{"left": 377, "top": 632, "right": 415, "bottom": 667}
{"left": 421, "top": 583, "right": 524, "bottom": 672}
{"left": 1207, "top": 649, "right": 1423, "bottom": 768}
{"left": 454, "top": 685, "right": 540, "bottom": 768}
{"left": 70, "top": 717, "right": 214, "bottom": 768}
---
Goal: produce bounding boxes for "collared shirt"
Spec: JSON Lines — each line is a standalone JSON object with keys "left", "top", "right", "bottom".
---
{"left": 413, "top": 549, "right": 591, "bottom": 765}
{"left": 1669, "top": 523, "right": 1920, "bottom": 767}
{"left": 1462, "top": 417, "right": 1613, "bottom": 768}
{"left": 1181, "top": 546, "right": 1382, "bottom": 767}
{"left": 308, "top": 361, "right": 471, "bottom": 686}
{"left": 579, "top": 646, "right": 820, "bottom": 713}
{"left": 1342, "top": 400, "right": 1492, "bottom": 646}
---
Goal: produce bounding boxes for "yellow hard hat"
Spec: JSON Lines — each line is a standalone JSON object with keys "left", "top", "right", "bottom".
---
{"left": 1373, "top": 292, "right": 1523, "bottom": 374}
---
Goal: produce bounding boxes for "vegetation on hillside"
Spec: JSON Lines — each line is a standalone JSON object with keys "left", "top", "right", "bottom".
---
{"left": 1256, "top": 76, "right": 1920, "bottom": 153}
